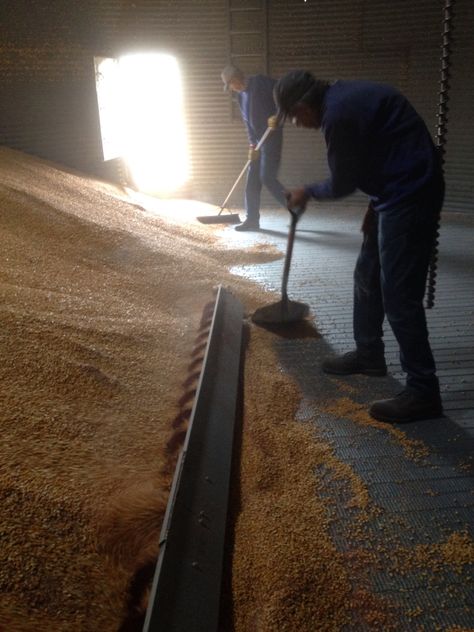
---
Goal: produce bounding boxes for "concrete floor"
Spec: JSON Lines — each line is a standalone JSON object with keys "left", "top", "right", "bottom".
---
{"left": 220, "top": 202, "right": 474, "bottom": 629}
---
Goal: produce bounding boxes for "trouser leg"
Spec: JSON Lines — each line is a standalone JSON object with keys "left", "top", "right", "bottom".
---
{"left": 244, "top": 160, "right": 262, "bottom": 222}
{"left": 353, "top": 205, "right": 386, "bottom": 358}
{"left": 378, "top": 190, "right": 442, "bottom": 396}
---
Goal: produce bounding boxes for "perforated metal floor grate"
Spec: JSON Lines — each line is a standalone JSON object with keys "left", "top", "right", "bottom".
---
{"left": 222, "top": 203, "right": 474, "bottom": 629}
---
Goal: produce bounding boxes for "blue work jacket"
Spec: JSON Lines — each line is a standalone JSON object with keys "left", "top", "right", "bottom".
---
{"left": 237, "top": 74, "right": 282, "bottom": 147}
{"left": 305, "top": 80, "right": 441, "bottom": 210}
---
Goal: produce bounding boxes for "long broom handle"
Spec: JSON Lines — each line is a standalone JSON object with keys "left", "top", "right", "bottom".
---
{"left": 219, "top": 126, "right": 274, "bottom": 214}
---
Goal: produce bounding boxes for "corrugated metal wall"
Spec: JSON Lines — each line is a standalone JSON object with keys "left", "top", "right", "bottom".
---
{"left": 0, "top": 0, "right": 472, "bottom": 213}
{"left": 0, "top": 1, "right": 105, "bottom": 174}
{"left": 267, "top": 0, "right": 468, "bottom": 213}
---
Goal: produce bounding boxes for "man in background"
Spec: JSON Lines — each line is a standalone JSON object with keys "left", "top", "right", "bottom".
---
{"left": 274, "top": 70, "right": 444, "bottom": 424}
{"left": 221, "top": 64, "right": 287, "bottom": 231}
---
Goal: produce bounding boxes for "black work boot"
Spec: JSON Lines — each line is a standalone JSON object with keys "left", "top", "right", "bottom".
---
{"left": 234, "top": 218, "right": 260, "bottom": 231}
{"left": 322, "top": 350, "right": 387, "bottom": 377}
{"left": 369, "top": 389, "right": 443, "bottom": 423}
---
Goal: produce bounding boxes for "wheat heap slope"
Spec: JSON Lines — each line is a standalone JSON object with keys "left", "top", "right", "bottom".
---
{"left": 0, "top": 147, "right": 281, "bottom": 630}
{"left": 2, "top": 148, "right": 473, "bottom": 632}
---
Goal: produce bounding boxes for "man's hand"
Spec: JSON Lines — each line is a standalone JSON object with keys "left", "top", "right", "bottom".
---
{"left": 267, "top": 114, "right": 279, "bottom": 129}
{"left": 285, "top": 188, "right": 310, "bottom": 217}
{"left": 248, "top": 146, "right": 260, "bottom": 161}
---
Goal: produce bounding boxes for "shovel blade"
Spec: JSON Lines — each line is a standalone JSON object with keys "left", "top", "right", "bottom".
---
{"left": 251, "top": 299, "right": 310, "bottom": 325}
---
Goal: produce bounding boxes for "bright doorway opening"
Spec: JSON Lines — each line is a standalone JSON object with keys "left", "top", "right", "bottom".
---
{"left": 94, "top": 53, "right": 190, "bottom": 195}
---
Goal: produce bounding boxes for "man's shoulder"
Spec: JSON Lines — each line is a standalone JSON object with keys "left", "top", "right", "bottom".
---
{"left": 323, "top": 80, "right": 411, "bottom": 134}
{"left": 326, "top": 80, "right": 400, "bottom": 114}
{"left": 330, "top": 79, "right": 399, "bottom": 100}
{"left": 249, "top": 74, "right": 277, "bottom": 87}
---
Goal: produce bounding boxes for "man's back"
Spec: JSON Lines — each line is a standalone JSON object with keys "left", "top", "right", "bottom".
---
{"left": 322, "top": 80, "right": 440, "bottom": 209}
{"left": 237, "top": 74, "right": 279, "bottom": 144}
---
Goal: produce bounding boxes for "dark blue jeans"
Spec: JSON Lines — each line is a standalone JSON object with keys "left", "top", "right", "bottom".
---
{"left": 245, "top": 135, "right": 286, "bottom": 221}
{"left": 353, "top": 180, "right": 444, "bottom": 396}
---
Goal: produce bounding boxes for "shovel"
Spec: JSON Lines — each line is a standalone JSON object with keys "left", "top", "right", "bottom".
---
{"left": 252, "top": 210, "right": 310, "bottom": 325}
{"left": 197, "top": 127, "right": 274, "bottom": 224}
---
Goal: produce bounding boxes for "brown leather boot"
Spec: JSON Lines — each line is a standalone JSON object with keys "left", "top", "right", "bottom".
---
{"left": 370, "top": 390, "right": 443, "bottom": 423}
{"left": 322, "top": 350, "right": 387, "bottom": 377}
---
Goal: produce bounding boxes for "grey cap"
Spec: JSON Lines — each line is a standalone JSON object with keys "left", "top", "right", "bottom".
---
{"left": 221, "top": 64, "right": 244, "bottom": 92}
{"left": 273, "top": 70, "right": 317, "bottom": 120}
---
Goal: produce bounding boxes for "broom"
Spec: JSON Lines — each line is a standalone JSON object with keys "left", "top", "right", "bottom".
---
{"left": 197, "top": 126, "right": 274, "bottom": 224}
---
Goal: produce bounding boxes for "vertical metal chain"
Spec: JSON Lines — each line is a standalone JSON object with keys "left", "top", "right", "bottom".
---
{"left": 426, "top": 0, "right": 455, "bottom": 309}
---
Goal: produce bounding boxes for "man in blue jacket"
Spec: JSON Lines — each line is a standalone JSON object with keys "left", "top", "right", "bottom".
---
{"left": 221, "top": 64, "right": 287, "bottom": 231}
{"left": 274, "top": 70, "right": 444, "bottom": 424}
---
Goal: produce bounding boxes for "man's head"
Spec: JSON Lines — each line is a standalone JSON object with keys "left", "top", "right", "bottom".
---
{"left": 221, "top": 64, "right": 247, "bottom": 93}
{"left": 274, "top": 70, "right": 329, "bottom": 129}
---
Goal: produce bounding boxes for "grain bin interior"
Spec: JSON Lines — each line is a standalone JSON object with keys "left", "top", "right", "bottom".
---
{"left": 1, "top": 1, "right": 473, "bottom": 632}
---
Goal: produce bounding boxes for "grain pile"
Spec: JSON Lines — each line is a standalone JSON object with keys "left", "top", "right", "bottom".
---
{"left": 1, "top": 147, "right": 472, "bottom": 631}
{"left": 0, "top": 147, "right": 280, "bottom": 631}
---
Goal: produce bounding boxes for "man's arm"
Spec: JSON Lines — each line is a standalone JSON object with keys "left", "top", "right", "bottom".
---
{"left": 306, "top": 118, "right": 361, "bottom": 200}
{"left": 241, "top": 110, "right": 257, "bottom": 145}
{"left": 238, "top": 96, "right": 258, "bottom": 146}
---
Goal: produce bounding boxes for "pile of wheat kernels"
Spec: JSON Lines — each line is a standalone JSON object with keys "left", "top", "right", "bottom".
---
{"left": 0, "top": 147, "right": 280, "bottom": 631}
{"left": 1, "top": 148, "right": 472, "bottom": 631}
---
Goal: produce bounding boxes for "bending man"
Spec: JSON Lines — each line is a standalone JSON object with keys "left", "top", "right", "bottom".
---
{"left": 275, "top": 70, "right": 444, "bottom": 423}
